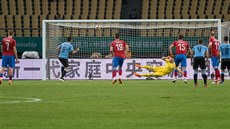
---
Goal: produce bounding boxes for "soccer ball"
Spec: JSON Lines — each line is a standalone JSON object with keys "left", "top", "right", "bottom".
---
{"left": 95, "top": 24, "right": 101, "bottom": 30}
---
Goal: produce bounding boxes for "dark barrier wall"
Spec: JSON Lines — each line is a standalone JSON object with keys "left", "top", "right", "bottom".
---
{"left": 0, "top": 37, "right": 42, "bottom": 57}
{"left": 0, "top": 36, "right": 209, "bottom": 58}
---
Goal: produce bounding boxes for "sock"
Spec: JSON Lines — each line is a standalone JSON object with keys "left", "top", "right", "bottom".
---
{"left": 61, "top": 67, "right": 67, "bottom": 79}
{"left": 174, "top": 69, "right": 178, "bottom": 79}
{"left": 118, "top": 70, "right": 122, "bottom": 76}
{"left": 202, "top": 74, "right": 207, "bottom": 85}
{"left": 221, "top": 72, "right": 224, "bottom": 82}
{"left": 9, "top": 76, "right": 12, "bottom": 80}
{"left": 112, "top": 70, "right": 116, "bottom": 79}
{"left": 194, "top": 74, "right": 197, "bottom": 84}
{"left": 183, "top": 70, "right": 187, "bottom": 79}
{"left": 214, "top": 68, "right": 220, "bottom": 80}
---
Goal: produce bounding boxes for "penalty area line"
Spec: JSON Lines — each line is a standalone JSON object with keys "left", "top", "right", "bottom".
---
{"left": 0, "top": 96, "right": 42, "bottom": 104}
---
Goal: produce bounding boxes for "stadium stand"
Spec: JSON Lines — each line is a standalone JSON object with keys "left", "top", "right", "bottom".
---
{"left": 0, "top": 0, "right": 229, "bottom": 37}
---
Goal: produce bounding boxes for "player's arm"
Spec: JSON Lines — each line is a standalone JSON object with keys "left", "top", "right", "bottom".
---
{"left": 72, "top": 48, "right": 79, "bottom": 54}
{"left": 188, "top": 47, "right": 193, "bottom": 58}
{"left": 162, "top": 56, "right": 170, "bottom": 63}
{"left": 205, "top": 48, "right": 209, "bottom": 61}
{"left": 190, "top": 49, "right": 194, "bottom": 65}
{"left": 218, "top": 46, "right": 221, "bottom": 62}
{"left": 71, "top": 45, "right": 79, "bottom": 54}
{"left": 56, "top": 45, "right": 61, "bottom": 52}
{"left": 13, "top": 46, "right": 19, "bottom": 63}
{"left": 168, "top": 44, "right": 174, "bottom": 57}
{"left": 125, "top": 44, "right": 129, "bottom": 57}
{"left": 110, "top": 45, "right": 114, "bottom": 56}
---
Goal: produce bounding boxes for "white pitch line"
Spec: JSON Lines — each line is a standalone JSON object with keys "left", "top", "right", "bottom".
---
{"left": 0, "top": 97, "right": 42, "bottom": 104}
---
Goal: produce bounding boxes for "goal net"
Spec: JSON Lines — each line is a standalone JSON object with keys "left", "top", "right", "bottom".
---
{"left": 42, "top": 19, "right": 221, "bottom": 80}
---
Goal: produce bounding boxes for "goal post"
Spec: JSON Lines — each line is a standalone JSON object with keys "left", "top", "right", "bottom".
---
{"left": 42, "top": 19, "right": 222, "bottom": 80}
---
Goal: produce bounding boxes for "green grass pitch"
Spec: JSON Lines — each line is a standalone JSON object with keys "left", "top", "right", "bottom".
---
{"left": 0, "top": 80, "right": 229, "bottom": 129}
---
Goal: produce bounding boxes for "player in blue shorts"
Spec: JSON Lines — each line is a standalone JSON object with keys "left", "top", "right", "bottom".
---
{"left": 191, "top": 39, "right": 209, "bottom": 87}
{"left": 57, "top": 37, "right": 79, "bottom": 82}
{"left": 0, "top": 31, "right": 19, "bottom": 85}
{"left": 219, "top": 36, "right": 230, "bottom": 84}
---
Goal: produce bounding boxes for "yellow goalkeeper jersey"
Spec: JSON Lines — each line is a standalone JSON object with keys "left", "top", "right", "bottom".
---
{"left": 160, "top": 59, "right": 176, "bottom": 74}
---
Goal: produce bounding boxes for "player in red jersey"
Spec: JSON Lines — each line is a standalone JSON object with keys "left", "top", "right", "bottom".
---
{"left": 110, "top": 33, "right": 129, "bottom": 84}
{"left": 169, "top": 34, "right": 193, "bottom": 83}
{"left": 0, "top": 31, "right": 19, "bottom": 85}
{"left": 208, "top": 31, "right": 221, "bottom": 84}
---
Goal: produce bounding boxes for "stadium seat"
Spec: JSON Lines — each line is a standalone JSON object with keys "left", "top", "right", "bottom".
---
{"left": 31, "top": 15, "right": 39, "bottom": 36}
{"left": 157, "top": 0, "right": 166, "bottom": 19}
{"left": 34, "top": 0, "right": 41, "bottom": 15}
{"left": 197, "top": 0, "right": 206, "bottom": 16}
{"left": 149, "top": 0, "right": 157, "bottom": 19}
{"left": 1, "top": 0, "right": 9, "bottom": 15}
{"left": 72, "top": 14, "right": 80, "bottom": 19}
{"left": 165, "top": 0, "right": 173, "bottom": 19}
{"left": 141, "top": 0, "right": 149, "bottom": 19}
{"left": 221, "top": 0, "right": 229, "bottom": 15}
{"left": 105, "top": 0, "right": 114, "bottom": 19}
{"left": 17, "top": 0, "right": 25, "bottom": 15}
{"left": 73, "top": 0, "right": 81, "bottom": 18}
{"left": 23, "top": 15, "right": 31, "bottom": 36}
{"left": 80, "top": 0, "right": 89, "bottom": 19}
{"left": 113, "top": 0, "right": 122, "bottom": 19}
{"left": 223, "top": 14, "right": 230, "bottom": 22}
{"left": 213, "top": 0, "right": 222, "bottom": 16}
{"left": 58, "top": 2, "right": 65, "bottom": 16}
{"left": 9, "top": 0, "right": 16, "bottom": 15}
{"left": 63, "top": 15, "right": 72, "bottom": 20}
{"left": 189, "top": 0, "right": 198, "bottom": 16}
{"left": 50, "top": 1, "right": 57, "bottom": 15}
{"left": 89, "top": 0, "right": 97, "bottom": 19}
{"left": 0, "top": 15, "right": 6, "bottom": 36}
{"left": 25, "top": 0, "right": 33, "bottom": 15}
{"left": 14, "top": 15, "right": 23, "bottom": 36}
{"left": 6, "top": 15, "right": 14, "bottom": 29}
{"left": 41, "top": 0, "right": 49, "bottom": 15}
{"left": 66, "top": 0, "right": 73, "bottom": 15}
{"left": 205, "top": 0, "right": 214, "bottom": 15}
{"left": 97, "top": 0, "right": 106, "bottom": 19}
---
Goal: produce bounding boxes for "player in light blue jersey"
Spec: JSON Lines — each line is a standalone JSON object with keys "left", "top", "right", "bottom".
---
{"left": 191, "top": 39, "right": 209, "bottom": 87}
{"left": 57, "top": 37, "right": 79, "bottom": 82}
{"left": 219, "top": 36, "right": 230, "bottom": 84}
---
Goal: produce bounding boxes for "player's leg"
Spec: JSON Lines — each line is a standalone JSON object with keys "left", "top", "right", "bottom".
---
{"left": 134, "top": 72, "right": 162, "bottom": 78}
{"left": 135, "top": 64, "right": 155, "bottom": 71}
{"left": 220, "top": 59, "right": 225, "bottom": 84}
{"left": 112, "top": 57, "right": 119, "bottom": 84}
{"left": 173, "top": 54, "right": 181, "bottom": 83}
{"left": 193, "top": 57, "right": 199, "bottom": 87}
{"left": 200, "top": 57, "right": 208, "bottom": 87}
{"left": 181, "top": 55, "right": 188, "bottom": 83}
{"left": 211, "top": 57, "right": 221, "bottom": 84}
{"left": 118, "top": 58, "right": 125, "bottom": 84}
{"left": 0, "top": 56, "right": 8, "bottom": 84}
{"left": 59, "top": 58, "right": 68, "bottom": 82}
{"left": 8, "top": 56, "right": 16, "bottom": 85}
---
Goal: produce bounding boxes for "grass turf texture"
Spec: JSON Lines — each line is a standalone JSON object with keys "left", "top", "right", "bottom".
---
{"left": 0, "top": 80, "right": 229, "bottom": 129}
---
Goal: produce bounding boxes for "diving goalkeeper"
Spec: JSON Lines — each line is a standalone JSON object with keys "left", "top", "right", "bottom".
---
{"left": 134, "top": 56, "right": 183, "bottom": 77}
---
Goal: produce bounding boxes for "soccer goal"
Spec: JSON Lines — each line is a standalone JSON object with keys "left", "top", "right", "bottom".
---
{"left": 42, "top": 19, "right": 221, "bottom": 80}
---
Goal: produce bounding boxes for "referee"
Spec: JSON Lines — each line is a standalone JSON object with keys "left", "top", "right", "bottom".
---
{"left": 219, "top": 36, "right": 230, "bottom": 84}
{"left": 191, "top": 39, "right": 209, "bottom": 87}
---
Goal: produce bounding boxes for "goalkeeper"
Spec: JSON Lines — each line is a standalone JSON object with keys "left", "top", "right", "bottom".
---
{"left": 134, "top": 56, "right": 183, "bottom": 77}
